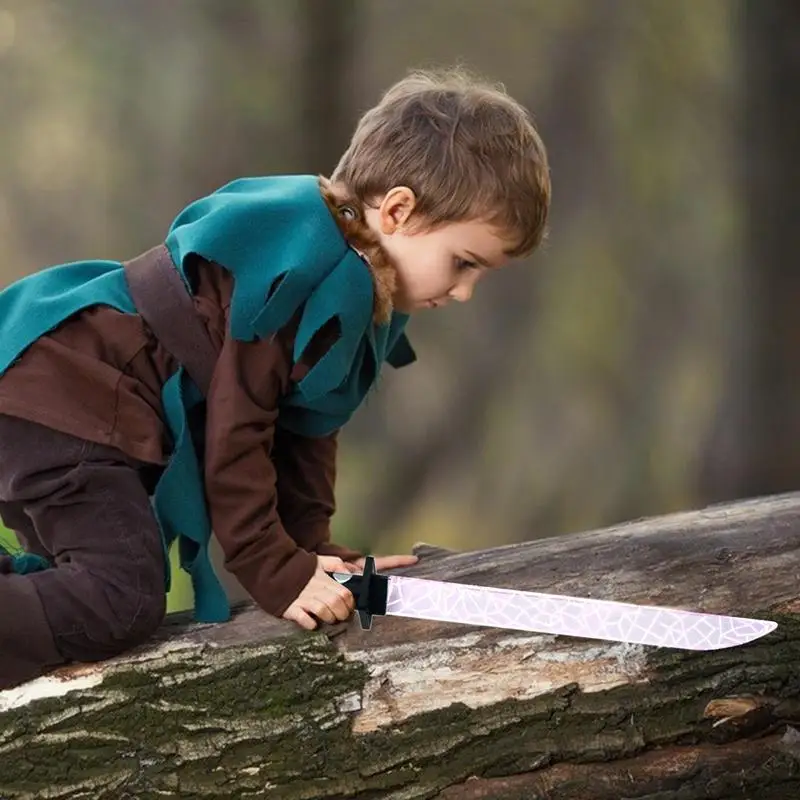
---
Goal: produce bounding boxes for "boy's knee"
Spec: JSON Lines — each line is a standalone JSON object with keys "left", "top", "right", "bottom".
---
{"left": 53, "top": 576, "right": 166, "bottom": 663}
{"left": 119, "top": 586, "right": 166, "bottom": 646}
{"left": 100, "top": 583, "right": 166, "bottom": 654}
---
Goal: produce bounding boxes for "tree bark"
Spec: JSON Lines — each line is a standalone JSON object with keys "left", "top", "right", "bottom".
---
{"left": 2, "top": 493, "right": 799, "bottom": 799}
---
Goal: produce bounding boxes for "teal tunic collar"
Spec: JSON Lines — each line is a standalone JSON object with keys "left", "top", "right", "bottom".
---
{"left": 165, "top": 174, "right": 414, "bottom": 435}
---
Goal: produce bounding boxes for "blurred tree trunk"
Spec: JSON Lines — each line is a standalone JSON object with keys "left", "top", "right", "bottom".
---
{"left": 295, "top": 0, "right": 360, "bottom": 175}
{"left": 700, "top": 2, "right": 800, "bottom": 502}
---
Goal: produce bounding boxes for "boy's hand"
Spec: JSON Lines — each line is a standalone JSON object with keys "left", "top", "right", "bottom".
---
{"left": 280, "top": 554, "right": 419, "bottom": 631}
{"left": 281, "top": 555, "right": 357, "bottom": 631}
{"left": 350, "top": 554, "right": 419, "bottom": 571}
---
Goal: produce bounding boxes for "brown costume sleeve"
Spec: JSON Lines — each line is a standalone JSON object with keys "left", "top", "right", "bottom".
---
{"left": 272, "top": 426, "right": 363, "bottom": 562}
{"left": 203, "top": 322, "right": 319, "bottom": 618}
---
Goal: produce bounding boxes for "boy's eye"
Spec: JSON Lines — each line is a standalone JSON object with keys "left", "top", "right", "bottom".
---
{"left": 455, "top": 257, "right": 478, "bottom": 271}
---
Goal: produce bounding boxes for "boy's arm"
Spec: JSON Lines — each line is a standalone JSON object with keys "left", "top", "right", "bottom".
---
{"left": 203, "top": 323, "right": 319, "bottom": 618}
{"left": 272, "top": 426, "right": 363, "bottom": 562}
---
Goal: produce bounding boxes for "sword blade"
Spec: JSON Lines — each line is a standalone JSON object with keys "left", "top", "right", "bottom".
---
{"left": 384, "top": 575, "right": 777, "bottom": 650}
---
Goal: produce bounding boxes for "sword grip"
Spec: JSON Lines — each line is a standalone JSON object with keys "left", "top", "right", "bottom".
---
{"left": 326, "top": 555, "right": 388, "bottom": 630}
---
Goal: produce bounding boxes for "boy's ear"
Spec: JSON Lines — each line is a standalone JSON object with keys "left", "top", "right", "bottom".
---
{"left": 378, "top": 186, "right": 416, "bottom": 234}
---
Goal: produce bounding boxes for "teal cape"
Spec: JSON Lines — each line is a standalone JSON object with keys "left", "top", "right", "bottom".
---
{"left": 0, "top": 175, "right": 415, "bottom": 622}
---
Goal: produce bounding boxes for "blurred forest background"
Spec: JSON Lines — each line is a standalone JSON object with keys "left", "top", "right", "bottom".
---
{"left": 1, "top": 0, "right": 798, "bottom": 612}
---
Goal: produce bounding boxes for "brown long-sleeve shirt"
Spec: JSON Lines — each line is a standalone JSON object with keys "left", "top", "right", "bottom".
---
{"left": 0, "top": 255, "right": 362, "bottom": 617}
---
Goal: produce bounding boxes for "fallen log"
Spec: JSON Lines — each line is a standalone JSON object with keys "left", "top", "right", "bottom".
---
{"left": 1, "top": 493, "right": 799, "bottom": 799}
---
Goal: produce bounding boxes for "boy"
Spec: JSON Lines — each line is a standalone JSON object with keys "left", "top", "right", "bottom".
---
{"left": 0, "top": 68, "right": 550, "bottom": 689}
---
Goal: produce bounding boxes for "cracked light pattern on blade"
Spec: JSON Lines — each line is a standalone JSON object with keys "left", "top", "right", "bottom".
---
{"left": 384, "top": 576, "right": 777, "bottom": 651}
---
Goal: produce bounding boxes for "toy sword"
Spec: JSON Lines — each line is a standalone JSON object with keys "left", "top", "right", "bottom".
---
{"left": 329, "top": 556, "right": 777, "bottom": 651}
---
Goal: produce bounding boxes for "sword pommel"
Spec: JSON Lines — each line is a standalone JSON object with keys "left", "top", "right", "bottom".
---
{"left": 327, "top": 555, "right": 388, "bottom": 630}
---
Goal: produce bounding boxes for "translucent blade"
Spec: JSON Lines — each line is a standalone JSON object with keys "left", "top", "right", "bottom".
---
{"left": 385, "top": 576, "right": 777, "bottom": 651}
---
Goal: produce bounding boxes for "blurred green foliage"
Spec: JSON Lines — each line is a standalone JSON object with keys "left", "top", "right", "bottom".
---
{"left": 0, "top": 0, "right": 769, "bottom": 616}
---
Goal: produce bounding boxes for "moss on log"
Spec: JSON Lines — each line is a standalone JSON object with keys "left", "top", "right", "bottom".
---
{"left": 2, "top": 493, "right": 799, "bottom": 799}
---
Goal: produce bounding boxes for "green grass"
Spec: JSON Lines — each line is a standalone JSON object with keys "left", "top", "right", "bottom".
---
{"left": 0, "top": 523, "right": 18, "bottom": 555}
{"left": 0, "top": 523, "right": 193, "bottom": 613}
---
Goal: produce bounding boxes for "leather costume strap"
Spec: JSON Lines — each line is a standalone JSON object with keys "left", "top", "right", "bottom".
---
{"left": 123, "top": 245, "right": 216, "bottom": 397}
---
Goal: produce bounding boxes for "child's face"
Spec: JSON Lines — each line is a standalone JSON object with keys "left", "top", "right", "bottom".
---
{"left": 364, "top": 187, "right": 512, "bottom": 314}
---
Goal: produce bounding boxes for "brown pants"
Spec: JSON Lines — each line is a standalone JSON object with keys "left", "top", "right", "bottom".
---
{"left": 0, "top": 415, "right": 167, "bottom": 689}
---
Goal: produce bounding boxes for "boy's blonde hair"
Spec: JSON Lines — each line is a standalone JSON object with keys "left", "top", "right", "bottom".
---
{"left": 332, "top": 68, "right": 551, "bottom": 257}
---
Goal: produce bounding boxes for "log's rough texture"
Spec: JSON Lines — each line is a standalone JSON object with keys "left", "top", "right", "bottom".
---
{"left": 2, "top": 493, "right": 800, "bottom": 799}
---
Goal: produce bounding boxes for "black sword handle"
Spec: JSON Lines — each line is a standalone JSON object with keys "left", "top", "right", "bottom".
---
{"left": 326, "top": 555, "right": 388, "bottom": 630}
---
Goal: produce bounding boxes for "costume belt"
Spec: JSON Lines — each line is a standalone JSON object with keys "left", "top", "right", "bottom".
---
{"left": 123, "top": 245, "right": 216, "bottom": 397}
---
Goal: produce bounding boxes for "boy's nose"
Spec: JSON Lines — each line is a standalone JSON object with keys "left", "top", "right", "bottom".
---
{"left": 449, "top": 281, "right": 474, "bottom": 303}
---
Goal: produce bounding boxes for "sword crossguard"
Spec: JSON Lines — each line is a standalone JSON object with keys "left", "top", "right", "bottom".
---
{"left": 327, "top": 555, "right": 388, "bottom": 630}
